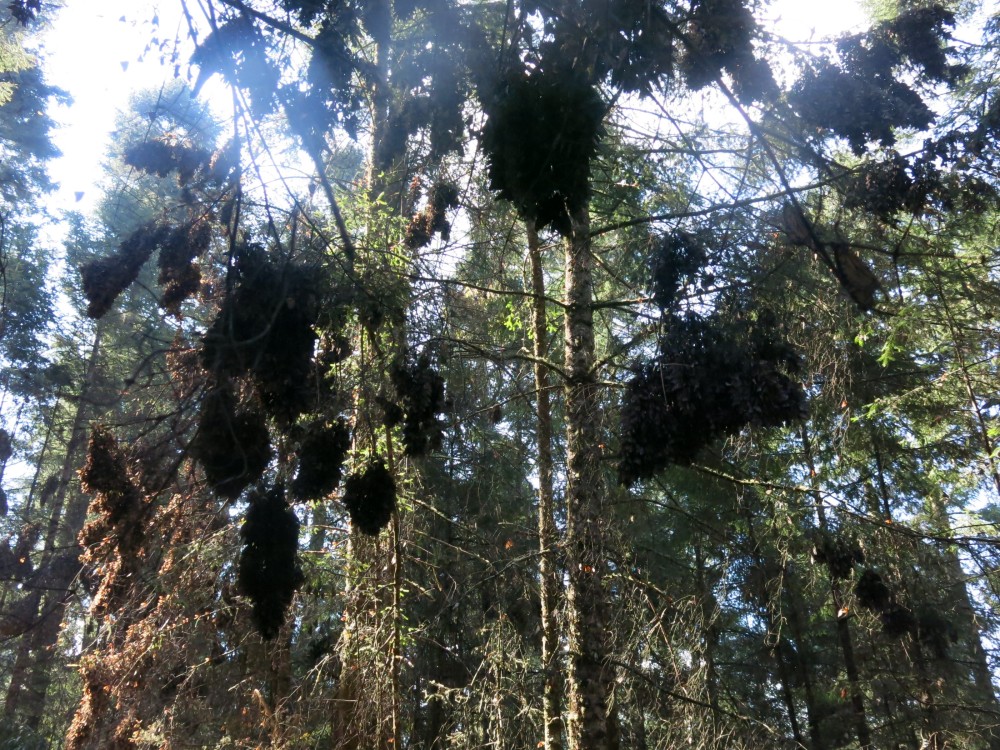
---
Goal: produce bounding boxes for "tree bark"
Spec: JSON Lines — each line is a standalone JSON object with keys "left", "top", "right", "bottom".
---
{"left": 528, "top": 218, "right": 565, "bottom": 750}
{"left": 801, "top": 425, "right": 873, "bottom": 750}
{"left": 926, "top": 495, "right": 1000, "bottom": 749}
{"left": 562, "top": 206, "right": 614, "bottom": 750}
{"left": 783, "top": 575, "right": 826, "bottom": 750}
{"left": 4, "top": 325, "right": 104, "bottom": 728}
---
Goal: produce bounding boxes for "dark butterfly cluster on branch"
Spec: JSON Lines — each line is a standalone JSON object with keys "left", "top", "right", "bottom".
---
{"left": 79, "top": 129, "right": 364, "bottom": 640}
{"left": 854, "top": 569, "right": 957, "bottom": 658}
{"left": 0, "top": 525, "right": 37, "bottom": 586}
{"left": 679, "top": 0, "right": 776, "bottom": 103}
{"left": 77, "top": 426, "right": 150, "bottom": 617}
{"left": 79, "top": 137, "right": 238, "bottom": 319}
{"left": 79, "top": 426, "right": 142, "bottom": 534}
{"left": 841, "top": 146, "right": 1000, "bottom": 222}
{"left": 790, "top": 5, "right": 965, "bottom": 155}
{"left": 290, "top": 419, "right": 351, "bottom": 502}
{"left": 518, "top": 0, "right": 675, "bottom": 95}
{"left": 189, "top": 384, "right": 272, "bottom": 501}
{"left": 343, "top": 461, "right": 397, "bottom": 536}
{"left": 811, "top": 531, "right": 864, "bottom": 580}
{"left": 123, "top": 135, "right": 240, "bottom": 194}
{"left": 390, "top": 350, "right": 446, "bottom": 456}
{"left": 405, "top": 182, "right": 460, "bottom": 250}
{"left": 481, "top": 68, "right": 605, "bottom": 236}
{"left": 200, "top": 245, "right": 325, "bottom": 427}
{"left": 81, "top": 218, "right": 213, "bottom": 318}
{"left": 651, "top": 231, "right": 709, "bottom": 310}
{"left": 191, "top": 248, "right": 356, "bottom": 636}
{"left": 80, "top": 224, "right": 170, "bottom": 319}
{"left": 237, "top": 484, "right": 304, "bottom": 639}
{"left": 617, "top": 313, "right": 806, "bottom": 485}
{"left": 0, "top": 428, "right": 11, "bottom": 469}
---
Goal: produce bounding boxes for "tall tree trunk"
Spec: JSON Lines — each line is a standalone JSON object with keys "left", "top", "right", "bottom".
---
{"left": 528, "top": 218, "right": 564, "bottom": 750}
{"left": 694, "top": 544, "right": 722, "bottom": 736}
{"left": 741, "top": 517, "right": 806, "bottom": 747}
{"left": 925, "top": 494, "right": 1000, "bottom": 748}
{"left": 562, "top": 206, "right": 614, "bottom": 750}
{"left": 783, "top": 574, "right": 826, "bottom": 750}
{"left": 333, "top": 6, "right": 410, "bottom": 745}
{"left": 4, "top": 325, "right": 104, "bottom": 728}
{"left": 801, "top": 425, "right": 873, "bottom": 750}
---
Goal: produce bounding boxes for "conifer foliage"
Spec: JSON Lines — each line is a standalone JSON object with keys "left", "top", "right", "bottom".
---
{"left": 14, "top": 1, "right": 1000, "bottom": 748}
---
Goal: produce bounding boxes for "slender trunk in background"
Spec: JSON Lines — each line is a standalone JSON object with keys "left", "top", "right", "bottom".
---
{"left": 783, "top": 575, "right": 826, "bottom": 750}
{"left": 386, "top": 426, "right": 402, "bottom": 749}
{"left": 925, "top": 494, "right": 1000, "bottom": 748}
{"left": 694, "top": 544, "right": 722, "bottom": 735}
{"left": 333, "top": 4, "right": 410, "bottom": 745}
{"left": 562, "top": 206, "right": 615, "bottom": 750}
{"left": 334, "top": 330, "right": 395, "bottom": 750}
{"left": 739, "top": 502, "right": 806, "bottom": 749}
{"left": 4, "top": 325, "right": 105, "bottom": 728}
{"left": 801, "top": 425, "right": 872, "bottom": 750}
{"left": 528, "top": 218, "right": 565, "bottom": 750}
{"left": 367, "top": 0, "right": 406, "bottom": 215}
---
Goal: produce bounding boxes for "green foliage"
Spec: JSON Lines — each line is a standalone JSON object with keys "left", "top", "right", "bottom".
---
{"left": 0, "top": 718, "right": 46, "bottom": 750}
{"left": 0, "top": 65, "right": 62, "bottom": 202}
{"left": 16, "top": 2, "right": 1000, "bottom": 749}
{"left": 0, "top": 225, "right": 55, "bottom": 397}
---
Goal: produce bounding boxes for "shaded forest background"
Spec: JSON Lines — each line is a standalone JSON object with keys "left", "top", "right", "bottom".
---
{"left": 1, "top": 0, "right": 1000, "bottom": 748}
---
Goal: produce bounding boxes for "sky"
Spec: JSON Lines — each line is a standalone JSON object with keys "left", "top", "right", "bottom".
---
{"left": 36, "top": 0, "right": 869, "bottom": 217}
{"left": 40, "top": 0, "right": 200, "bottom": 213}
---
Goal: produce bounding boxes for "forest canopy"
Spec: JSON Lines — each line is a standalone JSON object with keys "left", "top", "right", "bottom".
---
{"left": 1, "top": 1, "right": 1000, "bottom": 749}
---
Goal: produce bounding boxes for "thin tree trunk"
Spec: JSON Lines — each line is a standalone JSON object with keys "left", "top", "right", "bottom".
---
{"left": 387, "top": 426, "right": 402, "bottom": 750}
{"left": 528, "top": 218, "right": 564, "bottom": 750}
{"left": 801, "top": 425, "right": 873, "bottom": 750}
{"left": 783, "top": 576, "right": 826, "bottom": 750}
{"left": 333, "top": 6, "right": 410, "bottom": 744}
{"left": 562, "top": 206, "right": 614, "bottom": 750}
{"left": 926, "top": 494, "right": 1000, "bottom": 748}
{"left": 4, "top": 325, "right": 104, "bottom": 727}
{"left": 694, "top": 544, "right": 722, "bottom": 736}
